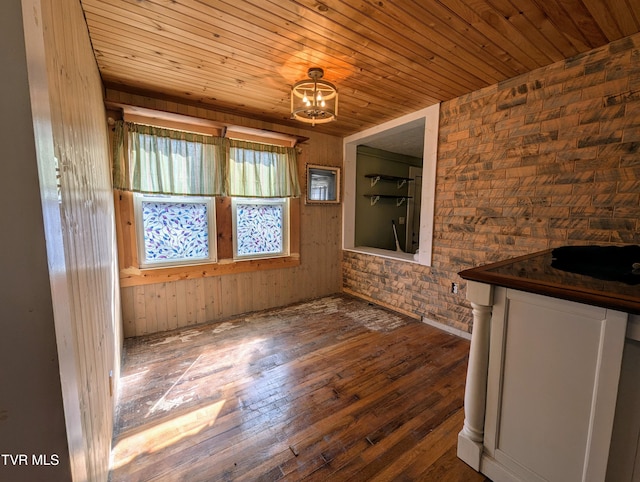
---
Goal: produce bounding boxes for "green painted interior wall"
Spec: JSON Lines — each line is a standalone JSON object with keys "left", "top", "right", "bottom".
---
{"left": 355, "top": 146, "right": 422, "bottom": 251}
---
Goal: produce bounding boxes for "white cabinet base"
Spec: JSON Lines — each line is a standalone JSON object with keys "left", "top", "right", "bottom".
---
{"left": 459, "top": 282, "right": 628, "bottom": 482}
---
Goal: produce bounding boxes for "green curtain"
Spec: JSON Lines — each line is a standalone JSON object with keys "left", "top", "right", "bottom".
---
{"left": 112, "top": 121, "right": 226, "bottom": 196}
{"left": 227, "top": 140, "right": 300, "bottom": 198}
{"left": 112, "top": 120, "right": 128, "bottom": 190}
{"left": 112, "top": 121, "right": 300, "bottom": 198}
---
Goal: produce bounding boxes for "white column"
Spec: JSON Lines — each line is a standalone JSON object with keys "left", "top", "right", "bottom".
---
{"left": 457, "top": 281, "right": 493, "bottom": 471}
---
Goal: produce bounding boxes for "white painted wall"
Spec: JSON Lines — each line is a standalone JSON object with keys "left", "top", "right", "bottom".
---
{"left": 0, "top": 1, "right": 73, "bottom": 479}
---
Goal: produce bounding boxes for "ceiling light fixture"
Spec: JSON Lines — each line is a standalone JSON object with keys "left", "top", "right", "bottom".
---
{"left": 291, "top": 68, "right": 338, "bottom": 126}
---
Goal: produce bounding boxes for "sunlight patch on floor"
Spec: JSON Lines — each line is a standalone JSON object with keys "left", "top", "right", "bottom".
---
{"left": 145, "top": 355, "right": 203, "bottom": 417}
{"left": 111, "top": 399, "right": 226, "bottom": 470}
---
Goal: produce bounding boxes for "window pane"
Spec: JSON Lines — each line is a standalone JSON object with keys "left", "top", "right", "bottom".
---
{"left": 142, "top": 201, "right": 209, "bottom": 262}
{"left": 236, "top": 203, "right": 284, "bottom": 256}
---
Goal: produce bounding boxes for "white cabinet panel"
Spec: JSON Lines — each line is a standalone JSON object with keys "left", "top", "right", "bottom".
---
{"left": 483, "top": 288, "right": 627, "bottom": 482}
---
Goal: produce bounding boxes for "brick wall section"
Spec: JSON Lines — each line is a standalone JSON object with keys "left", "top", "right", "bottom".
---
{"left": 343, "top": 33, "right": 640, "bottom": 334}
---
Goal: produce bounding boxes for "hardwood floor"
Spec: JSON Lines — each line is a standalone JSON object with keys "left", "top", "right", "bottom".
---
{"left": 109, "top": 294, "right": 490, "bottom": 481}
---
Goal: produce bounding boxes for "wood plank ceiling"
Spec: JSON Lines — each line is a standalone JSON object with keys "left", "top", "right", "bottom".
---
{"left": 80, "top": 0, "right": 640, "bottom": 137}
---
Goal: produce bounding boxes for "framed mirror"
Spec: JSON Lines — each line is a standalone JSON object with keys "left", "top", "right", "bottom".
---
{"left": 306, "top": 164, "right": 340, "bottom": 204}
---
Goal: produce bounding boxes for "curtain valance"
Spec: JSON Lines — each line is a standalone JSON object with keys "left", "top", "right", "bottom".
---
{"left": 113, "top": 122, "right": 300, "bottom": 198}
{"left": 112, "top": 121, "right": 227, "bottom": 196}
{"left": 227, "top": 139, "right": 301, "bottom": 198}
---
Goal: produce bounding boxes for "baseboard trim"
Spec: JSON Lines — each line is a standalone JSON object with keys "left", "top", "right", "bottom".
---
{"left": 422, "top": 316, "right": 472, "bottom": 340}
{"left": 341, "top": 288, "right": 473, "bottom": 340}
{"left": 341, "top": 288, "right": 421, "bottom": 320}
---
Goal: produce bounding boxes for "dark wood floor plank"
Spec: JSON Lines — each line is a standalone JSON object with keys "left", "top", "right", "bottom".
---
{"left": 279, "top": 349, "right": 469, "bottom": 479}
{"left": 369, "top": 407, "right": 467, "bottom": 482}
{"left": 109, "top": 294, "right": 489, "bottom": 482}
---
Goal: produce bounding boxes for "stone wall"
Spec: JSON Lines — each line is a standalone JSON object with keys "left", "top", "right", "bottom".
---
{"left": 343, "top": 33, "right": 640, "bottom": 333}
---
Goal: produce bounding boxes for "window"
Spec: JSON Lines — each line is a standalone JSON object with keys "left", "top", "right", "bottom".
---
{"left": 113, "top": 114, "right": 302, "bottom": 286}
{"left": 232, "top": 198, "right": 289, "bottom": 260}
{"left": 134, "top": 193, "right": 216, "bottom": 268}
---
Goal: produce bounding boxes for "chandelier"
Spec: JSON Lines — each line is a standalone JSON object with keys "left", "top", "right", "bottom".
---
{"left": 291, "top": 68, "right": 338, "bottom": 126}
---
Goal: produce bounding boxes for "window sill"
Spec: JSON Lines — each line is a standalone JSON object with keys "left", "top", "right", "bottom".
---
{"left": 344, "top": 246, "right": 419, "bottom": 263}
{"left": 120, "top": 254, "right": 300, "bottom": 287}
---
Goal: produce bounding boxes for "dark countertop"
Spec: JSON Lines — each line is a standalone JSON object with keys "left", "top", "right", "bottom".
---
{"left": 459, "top": 249, "right": 640, "bottom": 315}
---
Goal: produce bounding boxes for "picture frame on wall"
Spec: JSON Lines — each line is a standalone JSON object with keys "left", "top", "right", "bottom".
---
{"left": 306, "top": 164, "right": 340, "bottom": 204}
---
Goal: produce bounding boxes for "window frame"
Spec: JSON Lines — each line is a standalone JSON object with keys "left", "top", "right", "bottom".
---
{"left": 231, "top": 197, "right": 290, "bottom": 261}
{"left": 133, "top": 193, "right": 217, "bottom": 269}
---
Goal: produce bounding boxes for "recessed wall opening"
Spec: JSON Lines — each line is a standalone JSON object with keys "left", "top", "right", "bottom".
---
{"left": 343, "top": 104, "right": 440, "bottom": 266}
{"left": 355, "top": 145, "right": 423, "bottom": 255}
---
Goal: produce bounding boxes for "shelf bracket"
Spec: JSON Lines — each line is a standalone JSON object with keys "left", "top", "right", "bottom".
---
{"left": 397, "top": 179, "right": 407, "bottom": 189}
{"left": 370, "top": 176, "right": 381, "bottom": 187}
{"left": 370, "top": 195, "right": 380, "bottom": 206}
{"left": 396, "top": 197, "right": 407, "bottom": 207}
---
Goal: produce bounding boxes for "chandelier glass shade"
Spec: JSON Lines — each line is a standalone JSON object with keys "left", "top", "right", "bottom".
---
{"left": 291, "top": 68, "right": 338, "bottom": 125}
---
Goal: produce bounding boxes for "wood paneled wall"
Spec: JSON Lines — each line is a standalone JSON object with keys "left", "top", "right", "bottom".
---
{"left": 40, "top": 0, "right": 122, "bottom": 479}
{"left": 344, "top": 33, "right": 640, "bottom": 334}
{"left": 107, "top": 89, "right": 343, "bottom": 337}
